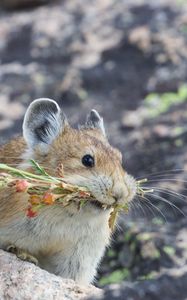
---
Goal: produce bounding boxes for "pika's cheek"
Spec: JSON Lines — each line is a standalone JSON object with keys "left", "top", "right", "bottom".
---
{"left": 124, "top": 174, "right": 137, "bottom": 202}
{"left": 62, "top": 174, "right": 89, "bottom": 186}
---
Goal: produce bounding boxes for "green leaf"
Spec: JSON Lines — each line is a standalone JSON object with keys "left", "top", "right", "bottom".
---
{"left": 79, "top": 199, "right": 86, "bottom": 208}
{"left": 163, "top": 246, "right": 175, "bottom": 256}
{"left": 29, "top": 159, "right": 50, "bottom": 176}
{"left": 0, "top": 163, "right": 58, "bottom": 183}
{"left": 99, "top": 269, "right": 130, "bottom": 286}
{"left": 144, "top": 85, "right": 187, "bottom": 119}
{"left": 179, "top": 85, "right": 187, "bottom": 101}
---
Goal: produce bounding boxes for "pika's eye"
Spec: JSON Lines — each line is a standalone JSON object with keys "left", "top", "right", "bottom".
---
{"left": 82, "top": 154, "right": 95, "bottom": 168}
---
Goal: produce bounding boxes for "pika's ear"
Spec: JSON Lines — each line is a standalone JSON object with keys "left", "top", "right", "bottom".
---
{"left": 23, "top": 98, "right": 68, "bottom": 151}
{"left": 85, "top": 109, "right": 106, "bottom": 136}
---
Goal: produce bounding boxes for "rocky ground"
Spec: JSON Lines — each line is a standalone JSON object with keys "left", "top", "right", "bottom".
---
{"left": 0, "top": 250, "right": 101, "bottom": 300}
{"left": 0, "top": 0, "right": 187, "bottom": 299}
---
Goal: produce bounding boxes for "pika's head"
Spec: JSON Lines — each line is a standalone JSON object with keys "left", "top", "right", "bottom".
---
{"left": 23, "top": 99, "right": 136, "bottom": 209}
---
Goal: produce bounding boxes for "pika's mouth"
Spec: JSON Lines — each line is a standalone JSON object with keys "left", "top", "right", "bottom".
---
{"left": 90, "top": 200, "right": 112, "bottom": 210}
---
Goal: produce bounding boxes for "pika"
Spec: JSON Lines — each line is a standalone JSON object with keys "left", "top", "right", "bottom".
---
{"left": 0, "top": 98, "right": 136, "bottom": 284}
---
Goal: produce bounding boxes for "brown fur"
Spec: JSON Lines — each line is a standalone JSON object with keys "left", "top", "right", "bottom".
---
{"left": 0, "top": 126, "right": 122, "bottom": 224}
{"left": 0, "top": 119, "right": 136, "bottom": 284}
{"left": 0, "top": 137, "right": 26, "bottom": 166}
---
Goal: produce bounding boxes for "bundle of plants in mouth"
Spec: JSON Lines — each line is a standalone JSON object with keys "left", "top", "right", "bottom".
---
{"left": 0, "top": 160, "right": 153, "bottom": 230}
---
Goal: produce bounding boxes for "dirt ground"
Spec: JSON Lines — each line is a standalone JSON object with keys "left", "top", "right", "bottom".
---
{"left": 1, "top": 0, "right": 187, "bottom": 299}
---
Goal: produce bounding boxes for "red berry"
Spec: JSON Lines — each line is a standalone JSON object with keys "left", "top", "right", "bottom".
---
{"left": 16, "top": 180, "right": 29, "bottom": 192}
{"left": 26, "top": 207, "right": 37, "bottom": 218}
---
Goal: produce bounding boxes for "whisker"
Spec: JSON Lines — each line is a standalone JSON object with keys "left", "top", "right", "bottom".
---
{"left": 141, "top": 186, "right": 187, "bottom": 203}
{"left": 148, "top": 193, "right": 186, "bottom": 217}
{"left": 137, "top": 195, "right": 157, "bottom": 218}
{"left": 136, "top": 197, "right": 148, "bottom": 217}
{"left": 136, "top": 168, "right": 185, "bottom": 180}
{"left": 144, "top": 179, "right": 187, "bottom": 184}
{"left": 147, "top": 173, "right": 185, "bottom": 179}
{"left": 138, "top": 194, "right": 167, "bottom": 222}
{"left": 128, "top": 199, "right": 139, "bottom": 217}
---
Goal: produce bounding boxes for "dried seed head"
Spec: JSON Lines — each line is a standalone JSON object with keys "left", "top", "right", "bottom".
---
{"left": 29, "top": 195, "right": 41, "bottom": 205}
{"left": 56, "top": 163, "right": 64, "bottom": 178}
{"left": 42, "top": 192, "right": 55, "bottom": 205}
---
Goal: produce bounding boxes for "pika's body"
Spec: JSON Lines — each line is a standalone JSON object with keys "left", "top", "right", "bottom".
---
{"left": 0, "top": 99, "right": 136, "bottom": 284}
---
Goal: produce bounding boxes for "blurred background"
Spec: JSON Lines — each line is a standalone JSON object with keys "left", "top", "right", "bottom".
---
{"left": 0, "top": 0, "right": 187, "bottom": 299}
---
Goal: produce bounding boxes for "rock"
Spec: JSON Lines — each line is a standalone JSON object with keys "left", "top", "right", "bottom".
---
{"left": 90, "top": 267, "right": 187, "bottom": 300}
{"left": 118, "top": 245, "right": 134, "bottom": 268}
{"left": 0, "top": 250, "right": 102, "bottom": 300}
{"left": 121, "top": 109, "right": 146, "bottom": 129}
{"left": 128, "top": 26, "right": 152, "bottom": 53}
{"left": 1, "top": 0, "right": 51, "bottom": 9}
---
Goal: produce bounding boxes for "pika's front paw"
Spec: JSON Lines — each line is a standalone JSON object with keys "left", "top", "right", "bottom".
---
{"left": 6, "top": 244, "right": 38, "bottom": 265}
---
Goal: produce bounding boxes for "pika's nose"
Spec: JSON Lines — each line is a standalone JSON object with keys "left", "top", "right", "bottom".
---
{"left": 112, "top": 191, "right": 124, "bottom": 203}
{"left": 112, "top": 173, "right": 136, "bottom": 205}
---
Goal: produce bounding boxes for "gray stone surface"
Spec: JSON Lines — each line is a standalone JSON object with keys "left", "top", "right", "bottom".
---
{"left": 0, "top": 250, "right": 102, "bottom": 300}
{"left": 1, "top": 0, "right": 51, "bottom": 9}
